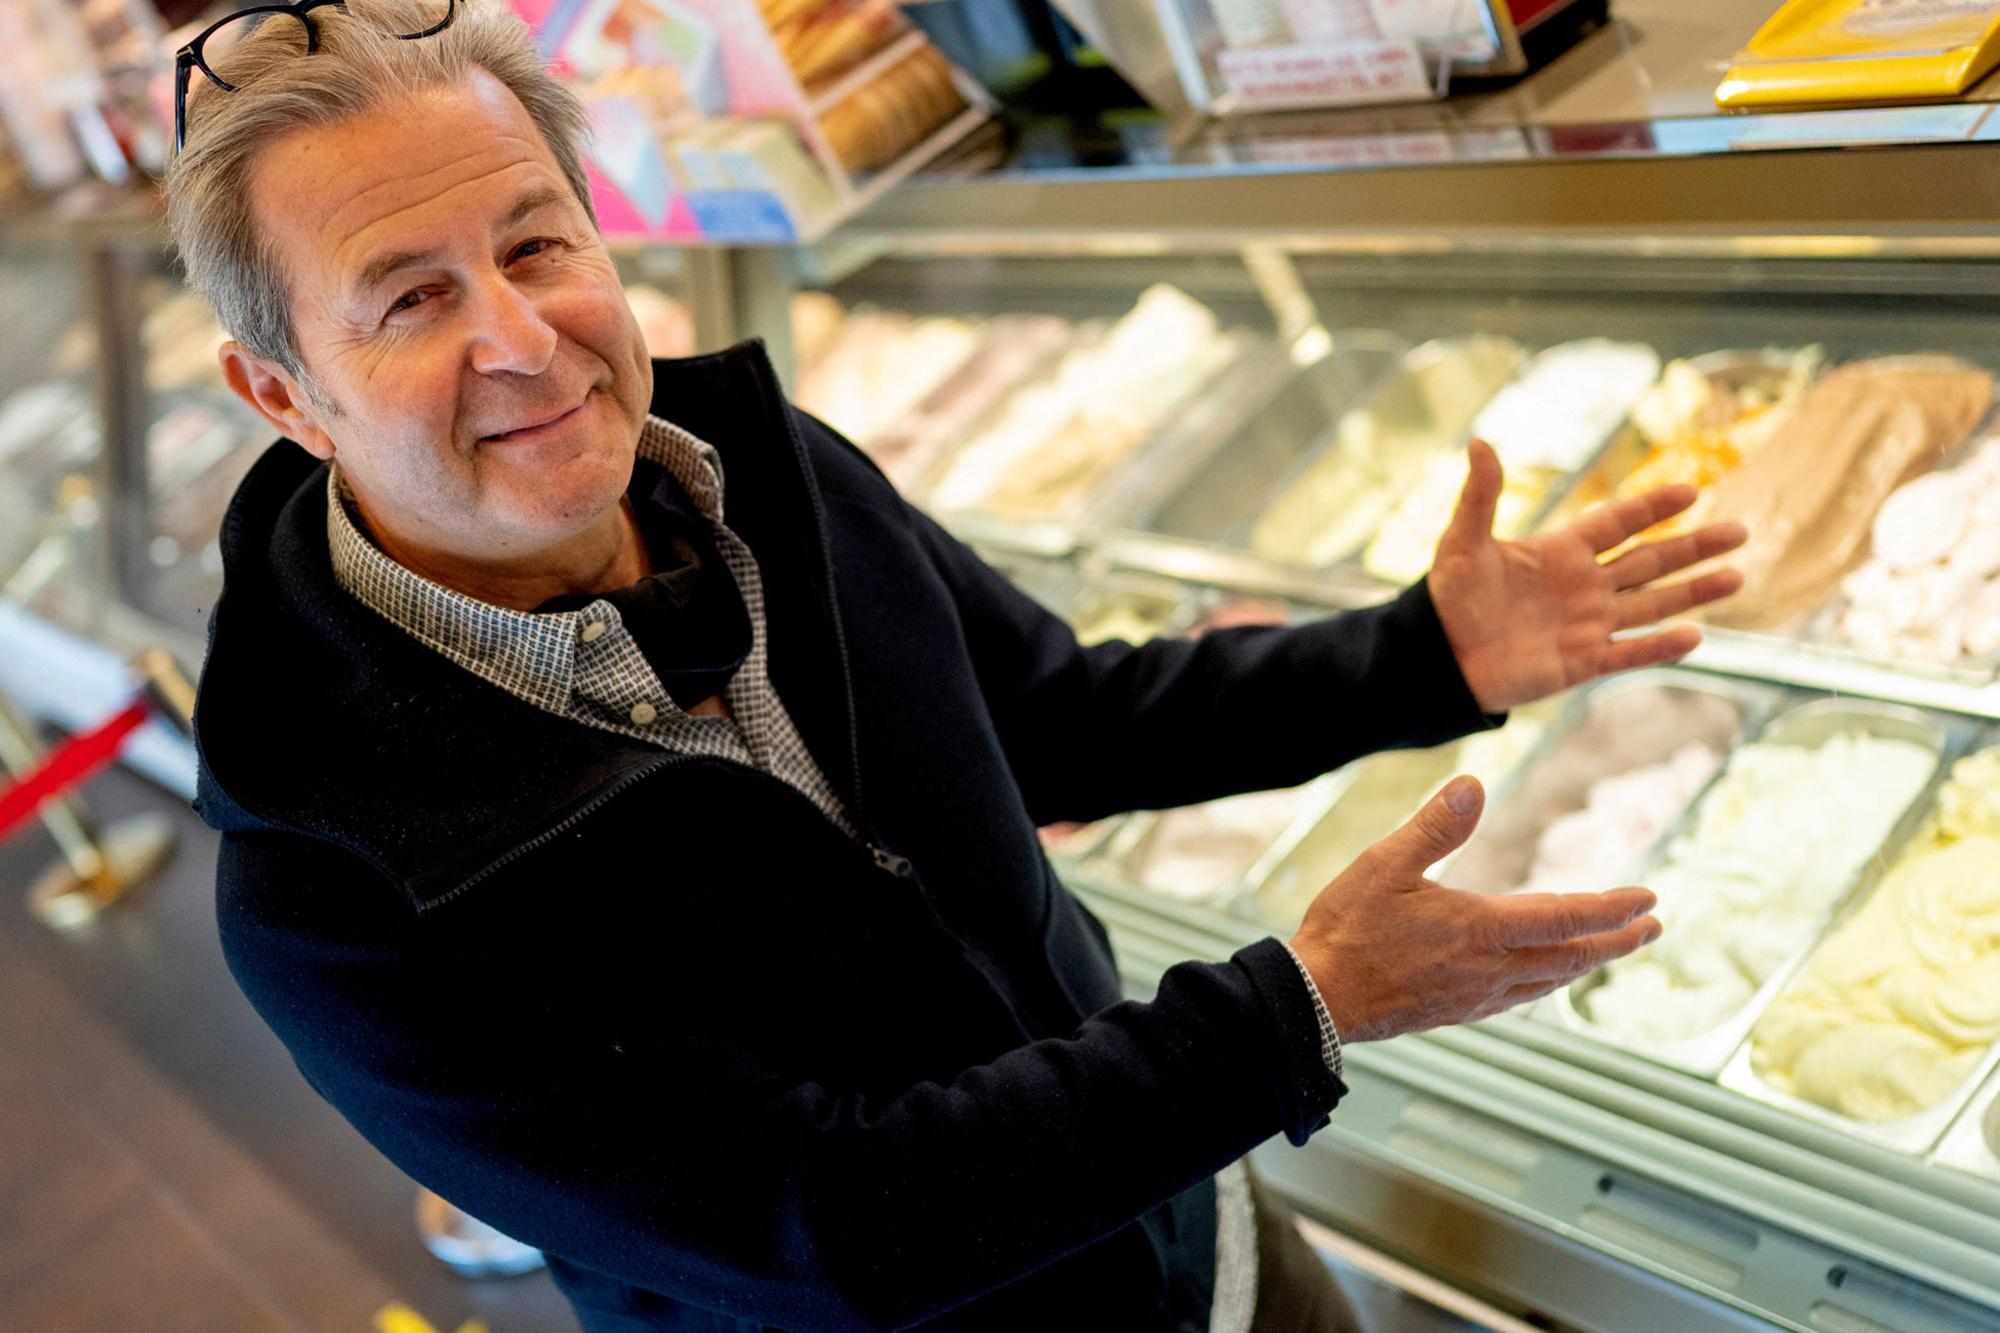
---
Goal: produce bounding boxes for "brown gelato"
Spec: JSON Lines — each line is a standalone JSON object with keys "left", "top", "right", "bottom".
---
{"left": 1696, "top": 360, "right": 1992, "bottom": 631}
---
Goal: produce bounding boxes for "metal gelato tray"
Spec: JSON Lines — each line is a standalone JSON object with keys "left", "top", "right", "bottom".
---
{"left": 923, "top": 327, "right": 1269, "bottom": 540}
{"left": 1933, "top": 1065, "right": 2000, "bottom": 1187}
{"left": 1719, "top": 1031, "right": 2000, "bottom": 1159}
{"left": 1552, "top": 695, "right": 1955, "bottom": 1079}
{"left": 1439, "top": 668, "right": 1785, "bottom": 897}
{"left": 1236, "top": 334, "right": 1530, "bottom": 577}
{"left": 1080, "top": 770, "right": 1355, "bottom": 913}
{"left": 1102, "top": 330, "right": 1413, "bottom": 549}
{"left": 1714, "top": 726, "right": 2000, "bottom": 1155}
{"left": 1243, "top": 700, "right": 1562, "bottom": 932}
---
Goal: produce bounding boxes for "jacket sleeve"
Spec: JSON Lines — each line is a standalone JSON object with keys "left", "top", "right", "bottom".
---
{"left": 218, "top": 831, "right": 1344, "bottom": 1332}
{"left": 904, "top": 508, "right": 1501, "bottom": 825}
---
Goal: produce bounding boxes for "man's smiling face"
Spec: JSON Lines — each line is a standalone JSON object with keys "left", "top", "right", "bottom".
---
{"left": 228, "top": 69, "right": 652, "bottom": 570}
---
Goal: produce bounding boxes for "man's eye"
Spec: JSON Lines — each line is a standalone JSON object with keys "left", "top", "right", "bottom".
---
{"left": 512, "top": 237, "right": 560, "bottom": 261}
{"left": 387, "top": 289, "right": 428, "bottom": 316}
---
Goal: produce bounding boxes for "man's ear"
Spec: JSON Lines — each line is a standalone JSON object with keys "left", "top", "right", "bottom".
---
{"left": 218, "top": 341, "right": 337, "bottom": 461}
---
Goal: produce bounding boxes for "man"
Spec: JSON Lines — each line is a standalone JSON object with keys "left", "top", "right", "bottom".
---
{"left": 172, "top": 3, "right": 1744, "bottom": 1329}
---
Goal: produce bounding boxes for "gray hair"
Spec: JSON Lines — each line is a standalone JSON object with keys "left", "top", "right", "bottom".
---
{"left": 165, "top": 0, "right": 595, "bottom": 400}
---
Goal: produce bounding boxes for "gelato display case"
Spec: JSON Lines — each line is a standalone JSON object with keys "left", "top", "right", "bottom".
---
{"left": 779, "top": 4, "right": 2000, "bottom": 1322}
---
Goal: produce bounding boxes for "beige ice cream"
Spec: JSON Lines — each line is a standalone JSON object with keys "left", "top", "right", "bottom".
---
{"left": 1749, "top": 747, "right": 2000, "bottom": 1123}
{"left": 1250, "top": 336, "right": 1525, "bottom": 569}
{"left": 1579, "top": 726, "right": 1937, "bottom": 1047}
{"left": 1695, "top": 360, "right": 1992, "bottom": 631}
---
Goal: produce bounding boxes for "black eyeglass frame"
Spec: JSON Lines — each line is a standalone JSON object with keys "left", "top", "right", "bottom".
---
{"left": 174, "top": 0, "right": 458, "bottom": 153}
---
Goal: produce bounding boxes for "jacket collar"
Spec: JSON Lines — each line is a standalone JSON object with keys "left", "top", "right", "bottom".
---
{"left": 194, "top": 341, "right": 864, "bottom": 911}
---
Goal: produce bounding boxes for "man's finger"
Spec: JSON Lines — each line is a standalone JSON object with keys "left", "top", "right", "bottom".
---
{"left": 1612, "top": 568, "right": 1745, "bottom": 630}
{"left": 1502, "top": 914, "right": 1662, "bottom": 985}
{"left": 1601, "top": 521, "right": 1748, "bottom": 591}
{"left": 1490, "top": 887, "right": 1656, "bottom": 949}
{"left": 1441, "top": 440, "right": 1503, "bottom": 550}
{"left": 1599, "top": 625, "right": 1703, "bottom": 674}
{"left": 1372, "top": 776, "right": 1484, "bottom": 877}
{"left": 1570, "top": 484, "right": 1699, "bottom": 555}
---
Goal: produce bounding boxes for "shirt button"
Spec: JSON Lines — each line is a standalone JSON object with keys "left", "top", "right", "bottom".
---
{"left": 580, "top": 621, "right": 606, "bottom": 642}
{"left": 629, "top": 701, "right": 658, "bottom": 725}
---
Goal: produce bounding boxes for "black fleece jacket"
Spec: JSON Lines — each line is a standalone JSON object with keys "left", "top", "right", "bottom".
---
{"left": 193, "top": 342, "right": 1495, "bottom": 1332}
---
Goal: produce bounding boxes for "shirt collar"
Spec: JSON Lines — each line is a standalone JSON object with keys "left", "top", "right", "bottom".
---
{"left": 324, "top": 414, "right": 727, "bottom": 717}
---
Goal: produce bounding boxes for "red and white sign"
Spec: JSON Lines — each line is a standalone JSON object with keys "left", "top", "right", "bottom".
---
{"left": 1217, "top": 37, "right": 1434, "bottom": 108}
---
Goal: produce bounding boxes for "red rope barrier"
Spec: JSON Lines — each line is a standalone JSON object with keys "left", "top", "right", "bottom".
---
{"left": 0, "top": 699, "right": 152, "bottom": 843}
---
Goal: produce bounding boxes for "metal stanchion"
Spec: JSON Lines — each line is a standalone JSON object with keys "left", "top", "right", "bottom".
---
{"left": 0, "top": 649, "right": 194, "bottom": 930}
{"left": 0, "top": 689, "right": 173, "bottom": 928}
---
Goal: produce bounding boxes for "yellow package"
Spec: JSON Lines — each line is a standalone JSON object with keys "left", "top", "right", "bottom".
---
{"left": 1717, "top": 0, "right": 2000, "bottom": 108}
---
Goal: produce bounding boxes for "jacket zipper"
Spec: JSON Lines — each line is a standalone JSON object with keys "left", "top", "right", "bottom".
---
{"left": 437, "top": 346, "right": 912, "bottom": 906}
{"left": 429, "top": 755, "right": 684, "bottom": 907}
{"left": 750, "top": 350, "right": 921, "bottom": 885}
{"left": 437, "top": 754, "right": 914, "bottom": 907}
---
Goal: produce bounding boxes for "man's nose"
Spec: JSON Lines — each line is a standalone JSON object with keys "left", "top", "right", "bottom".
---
{"left": 467, "top": 274, "right": 558, "bottom": 378}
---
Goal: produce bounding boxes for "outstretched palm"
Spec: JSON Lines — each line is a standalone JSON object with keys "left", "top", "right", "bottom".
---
{"left": 1430, "top": 440, "right": 1747, "bottom": 715}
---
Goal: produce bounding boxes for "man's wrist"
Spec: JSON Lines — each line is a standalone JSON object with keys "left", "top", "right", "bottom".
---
{"left": 1281, "top": 942, "right": 1344, "bottom": 1081}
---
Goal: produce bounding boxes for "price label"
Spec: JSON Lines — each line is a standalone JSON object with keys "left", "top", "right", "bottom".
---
{"left": 1218, "top": 38, "right": 1434, "bottom": 108}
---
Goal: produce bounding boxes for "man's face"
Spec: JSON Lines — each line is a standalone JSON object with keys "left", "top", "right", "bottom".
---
{"left": 229, "top": 71, "right": 652, "bottom": 566}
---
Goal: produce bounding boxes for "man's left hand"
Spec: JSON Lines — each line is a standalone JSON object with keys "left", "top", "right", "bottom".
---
{"left": 1430, "top": 439, "right": 1747, "bottom": 715}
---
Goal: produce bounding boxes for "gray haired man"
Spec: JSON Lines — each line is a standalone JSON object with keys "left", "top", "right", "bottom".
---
{"left": 171, "top": 3, "right": 1742, "bottom": 1329}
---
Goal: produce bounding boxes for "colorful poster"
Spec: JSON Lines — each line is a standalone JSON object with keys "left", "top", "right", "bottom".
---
{"left": 512, "top": 0, "right": 833, "bottom": 241}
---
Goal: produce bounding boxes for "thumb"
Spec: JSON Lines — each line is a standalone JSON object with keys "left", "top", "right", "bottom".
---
{"left": 1442, "top": 439, "right": 1503, "bottom": 551}
{"left": 1378, "top": 776, "right": 1483, "bottom": 876}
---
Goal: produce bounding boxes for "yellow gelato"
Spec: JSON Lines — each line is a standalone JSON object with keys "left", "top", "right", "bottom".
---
{"left": 1249, "top": 336, "right": 1525, "bottom": 569}
{"left": 1750, "top": 747, "right": 2000, "bottom": 1123}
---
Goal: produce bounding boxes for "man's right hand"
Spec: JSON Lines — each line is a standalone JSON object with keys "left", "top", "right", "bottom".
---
{"left": 1288, "top": 775, "right": 1661, "bottom": 1044}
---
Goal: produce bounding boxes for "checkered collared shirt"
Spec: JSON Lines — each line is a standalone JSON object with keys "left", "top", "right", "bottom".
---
{"left": 326, "top": 413, "right": 1280, "bottom": 1333}
{"left": 326, "top": 414, "right": 853, "bottom": 837}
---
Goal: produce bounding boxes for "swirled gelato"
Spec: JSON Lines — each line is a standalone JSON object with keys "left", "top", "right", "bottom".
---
{"left": 1444, "top": 681, "right": 1743, "bottom": 896}
{"left": 1749, "top": 747, "right": 2000, "bottom": 1122}
{"left": 1827, "top": 437, "right": 2000, "bottom": 667}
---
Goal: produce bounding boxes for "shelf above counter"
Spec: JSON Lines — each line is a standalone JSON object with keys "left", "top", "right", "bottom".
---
{"left": 846, "top": 0, "right": 2000, "bottom": 256}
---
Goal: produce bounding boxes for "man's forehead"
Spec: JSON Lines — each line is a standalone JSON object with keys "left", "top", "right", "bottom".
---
{"left": 246, "top": 73, "right": 566, "bottom": 286}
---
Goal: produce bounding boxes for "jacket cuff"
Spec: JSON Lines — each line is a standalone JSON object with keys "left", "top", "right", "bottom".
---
{"left": 1235, "top": 937, "right": 1347, "bottom": 1146}
{"left": 1380, "top": 578, "right": 1506, "bottom": 746}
